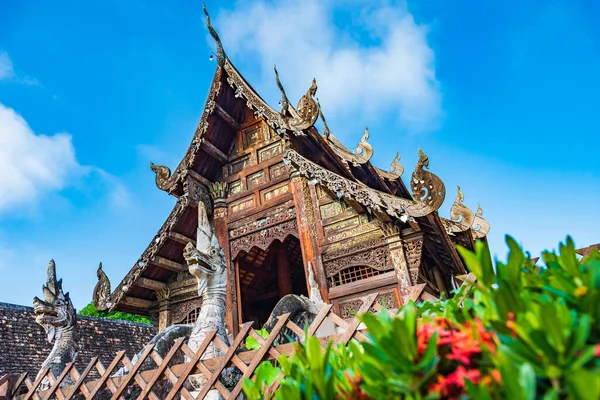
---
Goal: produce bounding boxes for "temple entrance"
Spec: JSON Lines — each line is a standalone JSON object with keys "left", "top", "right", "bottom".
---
{"left": 236, "top": 235, "right": 308, "bottom": 327}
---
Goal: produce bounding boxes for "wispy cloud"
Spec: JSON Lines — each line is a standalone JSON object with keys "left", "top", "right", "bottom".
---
{"left": 216, "top": 0, "right": 442, "bottom": 134}
{"left": 0, "top": 51, "right": 41, "bottom": 86}
{"left": 0, "top": 52, "right": 15, "bottom": 80}
{"left": 0, "top": 103, "right": 129, "bottom": 214}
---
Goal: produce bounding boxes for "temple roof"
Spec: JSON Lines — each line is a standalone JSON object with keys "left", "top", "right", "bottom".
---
{"left": 105, "top": 6, "right": 490, "bottom": 315}
{"left": 576, "top": 244, "right": 600, "bottom": 257}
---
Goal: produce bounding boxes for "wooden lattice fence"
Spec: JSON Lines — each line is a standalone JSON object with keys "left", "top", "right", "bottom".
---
{"left": 6, "top": 284, "right": 445, "bottom": 400}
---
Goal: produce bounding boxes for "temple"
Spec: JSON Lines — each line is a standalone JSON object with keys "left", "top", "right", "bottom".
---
{"left": 97, "top": 8, "right": 490, "bottom": 335}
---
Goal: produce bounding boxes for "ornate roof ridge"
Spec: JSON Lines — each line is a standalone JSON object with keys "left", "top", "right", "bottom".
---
{"left": 284, "top": 148, "right": 445, "bottom": 219}
{"left": 440, "top": 186, "right": 490, "bottom": 238}
{"left": 109, "top": 195, "right": 192, "bottom": 312}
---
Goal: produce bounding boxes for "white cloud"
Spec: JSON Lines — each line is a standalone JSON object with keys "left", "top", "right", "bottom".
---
{"left": 0, "top": 103, "right": 129, "bottom": 213}
{"left": 0, "top": 51, "right": 15, "bottom": 80}
{"left": 0, "top": 103, "right": 82, "bottom": 212}
{"left": 216, "top": 0, "right": 442, "bottom": 134}
{"left": 0, "top": 51, "right": 40, "bottom": 86}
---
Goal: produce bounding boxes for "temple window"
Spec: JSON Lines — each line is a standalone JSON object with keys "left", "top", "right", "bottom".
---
{"left": 327, "top": 265, "right": 387, "bottom": 287}
{"left": 181, "top": 307, "right": 202, "bottom": 325}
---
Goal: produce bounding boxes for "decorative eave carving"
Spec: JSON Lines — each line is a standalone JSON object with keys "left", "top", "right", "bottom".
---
{"left": 93, "top": 262, "right": 111, "bottom": 311}
{"left": 318, "top": 102, "right": 374, "bottom": 166}
{"left": 376, "top": 152, "right": 404, "bottom": 181}
{"left": 109, "top": 194, "right": 193, "bottom": 311}
{"left": 411, "top": 149, "right": 446, "bottom": 208}
{"left": 230, "top": 218, "right": 298, "bottom": 259}
{"left": 224, "top": 61, "right": 282, "bottom": 129}
{"left": 147, "top": 7, "right": 229, "bottom": 196}
{"left": 148, "top": 66, "right": 223, "bottom": 195}
{"left": 209, "top": 181, "right": 227, "bottom": 200}
{"left": 204, "top": 4, "right": 226, "bottom": 67}
{"left": 324, "top": 245, "right": 392, "bottom": 278}
{"left": 471, "top": 204, "right": 490, "bottom": 239}
{"left": 273, "top": 65, "right": 319, "bottom": 135}
{"left": 150, "top": 162, "right": 178, "bottom": 193}
{"left": 284, "top": 149, "right": 445, "bottom": 219}
{"left": 442, "top": 186, "right": 475, "bottom": 235}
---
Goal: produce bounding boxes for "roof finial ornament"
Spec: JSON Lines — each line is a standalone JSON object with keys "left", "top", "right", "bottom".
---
{"left": 443, "top": 186, "right": 475, "bottom": 233}
{"left": 389, "top": 152, "right": 404, "bottom": 177}
{"left": 93, "top": 262, "right": 112, "bottom": 311}
{"left": 150, "top": 161, "right": 177, "bottom": 192}
{"left": 274, "top": 65, "right": 291, "bottom": 116}
{"left": 203, "top": 4, "right": 226, "bottom": 67}
{"left": 411, "top": 148, "right": 445, "bottom": 210}
{"left": 316, "top": 98, "right": 331, "bottom": 138}
{"left": 471, "top": 203, "right": 490, "bottom": 238}
{"left": 355, "top": 127, "right": 373, "bottom": 161}
{"left": 273, "top": 67, "right": 319, "bottom": 134}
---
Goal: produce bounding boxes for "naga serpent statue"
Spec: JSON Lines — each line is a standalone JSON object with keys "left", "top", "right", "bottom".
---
{"left": 182, "top": 201, "right": 236, "bottom": 394}
{"left": 33, "top": 260, "right": 78, "bottom": 390}
{"left": 117, "top": 201, "right": 327, "bottom": 395}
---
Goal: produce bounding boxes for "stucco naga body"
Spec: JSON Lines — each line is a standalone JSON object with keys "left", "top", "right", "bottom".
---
{"left": 183, "top": 201, "right": 235, "bottom": 396}
{"left": 33, "top": 260, "right": 78, "bottom": 390}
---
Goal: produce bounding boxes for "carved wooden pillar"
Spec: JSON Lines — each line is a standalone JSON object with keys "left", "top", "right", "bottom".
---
{"left": 156, "top": 289, "right": 171, "bottom": 331}
{"left": 276, "top": 241, "right": 293, "bottom": 297}
{"left": 386, "top": 235, "right": 411, "bottom": 305}
{"left": 289, "top": 170, "right": 329, "bottom": 302}
{"left": 210, "top": 182, "right": 239, "bottom": 335}
{"left": 404, "top": 235, "right": 424, "bottom": 285}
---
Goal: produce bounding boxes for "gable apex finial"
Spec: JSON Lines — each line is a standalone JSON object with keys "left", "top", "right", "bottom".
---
{"left": 203, "top": 4, "right": 226, "bottom": 66}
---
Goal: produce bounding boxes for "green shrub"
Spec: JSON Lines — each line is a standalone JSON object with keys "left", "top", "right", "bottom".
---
{"left": 243, "top": 236, "right": 600, "bottom": 399}
{"left": 78, "top": 302, "right": 152, "bottom": 325}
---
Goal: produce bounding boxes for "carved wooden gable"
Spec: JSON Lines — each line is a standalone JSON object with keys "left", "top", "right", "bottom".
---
{"left": 222, "top": 120, "right": 291, "bottom": 221}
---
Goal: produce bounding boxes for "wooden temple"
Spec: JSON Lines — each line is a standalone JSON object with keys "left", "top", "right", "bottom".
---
{"left": 100, "top": 8, "right": 490, "bottom": 334}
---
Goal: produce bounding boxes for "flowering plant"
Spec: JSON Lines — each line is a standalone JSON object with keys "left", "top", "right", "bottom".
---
{"left": 243, "top": 237, "right": 600, "bottom": 399}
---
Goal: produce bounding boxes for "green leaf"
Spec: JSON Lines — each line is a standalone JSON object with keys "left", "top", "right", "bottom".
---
{"left": 518, "top": 363, "right": 536, "bottom": 400}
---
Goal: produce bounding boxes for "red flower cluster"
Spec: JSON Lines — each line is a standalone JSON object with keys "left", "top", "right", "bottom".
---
{"left": 417, "top": 317, "right": 500, "bottom": 398}
{"left": 338, "top": 371, "right": 372, "bottom": 400}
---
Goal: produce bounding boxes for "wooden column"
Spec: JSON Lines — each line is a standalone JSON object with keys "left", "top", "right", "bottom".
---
{"left": 386, "top": 235, "right": 411, "bottom": 306}
{"left": 289, "top": 171, "right": 329, "bottom": 302}
{"left": 212, "top": 196, "right": 239, "bottom": 336}
{"left": 157, "top": 301, "right": 170, "bottom": 331}
{"left": 276, "top": 241, "right": 293, "bottom": 297}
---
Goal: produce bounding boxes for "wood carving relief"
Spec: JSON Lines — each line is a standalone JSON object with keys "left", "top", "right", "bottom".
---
{"left": 403, "top": 238, "right": 424, "bottom": 284}
{"left": 339, "top": 292, "right": 396, "bottom": 319}
{"left": 258, "top": 141, "right": 283, "bottom": 163}
{"left": 170, "top": 297, "right": 203, "bottom": 324}
{"left": 229, "top": 206, "right": 295, "bottom": 239}
{"left": 185, "top": 178, "right": 212, "bottom": 215}
{"left": 324, "top": 246, "right": 391, "bottom": 278}
{"left": 285, "top": 149, "right": 445, "bottom": 219}
{"left": 388, "top": 243, "right": 411, "bottom": 296}
{"left": 323, "top": 231, "right": 384, "bottom": 256}
{"left": 230, "top": 218, "right": 298, "bottom": 258}
{"left": 298, "top": 178, "right": 317, "bottom": 238}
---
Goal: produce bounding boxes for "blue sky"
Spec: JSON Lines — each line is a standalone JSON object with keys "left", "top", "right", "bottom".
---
{"left": 0, "top": 0, "right": 598, "bottom": 310}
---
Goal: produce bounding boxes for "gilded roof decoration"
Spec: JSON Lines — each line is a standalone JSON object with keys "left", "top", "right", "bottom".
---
{"left": 471, "top": 204, "right": 490, "bottom": 239}
{"left": 376, "top": 152, "right": 404, "bottom": 180}
{"left": 273, "top": 65, "right": 319, "bottom": 134}
{"left": 93, "top": 262, "right": 111, "bottom": 311}
{"left": 203, "top": 4, "right": 226, "bottom": 66}
{"left": 443, "top": 186, "right": 475, "bottom": 234}
{"left": 150, "top": 162, "right": 178, "bottom": 193}
{"left": 411, "top": 149, "right": 446, "bottom": 211}
{"left": 284, "top": 149, "right": 445, "bottom": 218}
{"left": 318, "top": 102, "right": 374, "bottom": 166}
{"left": 209, "top": 181, "right": 228, "bottom": 200}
